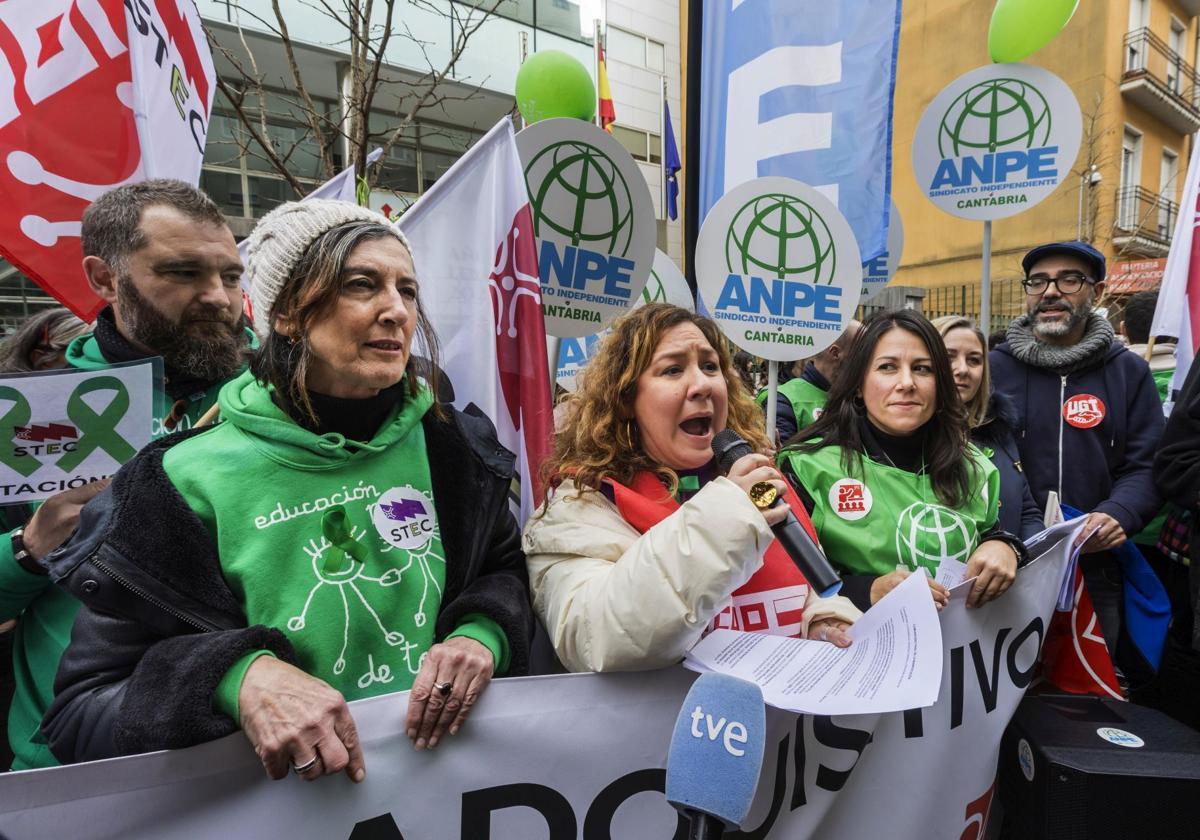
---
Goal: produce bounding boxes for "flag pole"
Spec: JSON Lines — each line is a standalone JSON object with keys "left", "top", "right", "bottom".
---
{"left": 594, "top": 19, "right": 602, "bottom": 129}
{"left": 765, "top": 360, "right": 779, "bottom": 445}
{"left": 660, "top": 74, "right": 667, "bottom": 213}
{"left": 546, "top": 337, "right": 560, "bottom": 404}
{"left": 980, "top": 221, "right": 993, "bottom": 332}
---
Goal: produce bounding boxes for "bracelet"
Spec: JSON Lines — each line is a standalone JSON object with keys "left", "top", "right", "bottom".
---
{"left": 11, "top": 528, "right": 45, "bottom": 576}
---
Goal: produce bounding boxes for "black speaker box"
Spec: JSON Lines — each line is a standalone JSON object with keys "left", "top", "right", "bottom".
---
{"left": 998, "top": 694, "right": 1200, "bottom": 840}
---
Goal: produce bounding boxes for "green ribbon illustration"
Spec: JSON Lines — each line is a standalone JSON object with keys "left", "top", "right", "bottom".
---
{"left": 321, "top": 506, "right": 369, "bottom": 576}
{"left": 0, "top": 386, "right": 40, "bottom": 477}
{"left": 56, "top": 376, "right": 137, "bottom": 471}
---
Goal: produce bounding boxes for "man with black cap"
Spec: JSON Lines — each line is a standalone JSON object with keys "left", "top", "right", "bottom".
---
{"left": 991, "top": 240, "right": 1164, "bottom": 680}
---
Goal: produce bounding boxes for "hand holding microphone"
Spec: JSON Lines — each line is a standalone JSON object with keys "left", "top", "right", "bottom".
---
{"left": 723, "top": 452, "right": 789, "bottom": 527}
{"left": 712, "top": 430, "right": 843, "bottom": 599}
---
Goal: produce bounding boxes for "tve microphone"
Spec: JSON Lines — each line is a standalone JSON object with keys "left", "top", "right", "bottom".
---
{"left": 712, "top": 429, "right": 843, "bottom": 598}
{"left": 666, "top": 673, "right": 766, "bottom": 840}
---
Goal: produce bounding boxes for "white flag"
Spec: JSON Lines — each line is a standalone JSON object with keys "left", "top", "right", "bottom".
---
{"left": 1150, "top": 131, "right": 1200, "bottom": 399}
{"left": 399, "top": 117, "right": 553, "bottom": 524}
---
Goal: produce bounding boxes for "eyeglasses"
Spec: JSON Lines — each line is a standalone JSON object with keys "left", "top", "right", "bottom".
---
{"left": 1021, "top": 272, "right": 1093, "bottom": 295}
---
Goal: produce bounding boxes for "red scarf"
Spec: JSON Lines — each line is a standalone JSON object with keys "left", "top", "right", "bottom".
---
{"left": 605, "top": 472, "right": 819, "bottom": 638}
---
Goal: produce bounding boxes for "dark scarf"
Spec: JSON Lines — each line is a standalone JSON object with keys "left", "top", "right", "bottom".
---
{"left": 1005, "top": 312, "right": 1114, "bottom": 376}
{"left": 288, "top": 384, "right": 407, "bottom": 442}
{"left": 92, "top": 307, "right": 236, "bottom": 401}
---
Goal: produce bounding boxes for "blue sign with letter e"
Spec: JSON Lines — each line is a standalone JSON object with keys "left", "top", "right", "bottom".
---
{"left": 700, "top": 0, "right": 901, "bottom": 261}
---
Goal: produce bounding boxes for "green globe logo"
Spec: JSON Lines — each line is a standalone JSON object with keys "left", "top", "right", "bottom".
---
{"left": 642, "top": 269, "right": 667, "bottom": 304}
{"left": 724, "top": 194, "right": 836, "bottom": 284}
{"left": 894, "top": 502, "right": 977, "bottom": 577}
{"left": 937, "top": 78, "right": 1052, "bottom": 158}
{"left": 525, "top": 140, "right": 635, "bottom": 256}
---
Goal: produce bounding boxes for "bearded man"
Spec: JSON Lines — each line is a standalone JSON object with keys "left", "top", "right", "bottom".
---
{"left": 991, "top": 241, "right": 1164, "bottom": 682}
{"left": 0, "top": 180, "right": 249, "bottom": 768}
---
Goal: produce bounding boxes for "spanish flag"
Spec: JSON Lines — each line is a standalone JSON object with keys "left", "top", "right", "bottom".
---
{"left": 597, "top": 45, "right": 616, "bottom": 132}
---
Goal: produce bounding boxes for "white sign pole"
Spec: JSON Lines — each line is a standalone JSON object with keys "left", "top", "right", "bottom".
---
{"left": 981, "top": 220, "right": 992, "bottom": 332}
{"left": 765, "top": 360, "right": 779, "bottom": 442}
{"left": 546, "top": 336, "right": 561, "bottom": 402}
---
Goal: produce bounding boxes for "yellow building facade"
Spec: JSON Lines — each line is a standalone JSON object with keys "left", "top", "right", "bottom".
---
{"left": 892, "top": 0, "right": 1200, "bottom": 329}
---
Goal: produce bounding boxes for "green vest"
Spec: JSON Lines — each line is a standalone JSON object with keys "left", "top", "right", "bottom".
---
{"left": 778, "top": 377, "right": 829, "bottom": 432}
{"left": 780, "top": 443, "right": 999, "bottom": 578}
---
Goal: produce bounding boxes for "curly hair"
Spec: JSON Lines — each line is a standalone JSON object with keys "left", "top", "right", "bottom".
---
{"left": 543, "top": 303, "right": 770, "bottom": 499}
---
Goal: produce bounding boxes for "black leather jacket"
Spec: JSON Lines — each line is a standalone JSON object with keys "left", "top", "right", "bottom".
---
{"left": 42, "top": 405, "right": 532, "bottom": 764}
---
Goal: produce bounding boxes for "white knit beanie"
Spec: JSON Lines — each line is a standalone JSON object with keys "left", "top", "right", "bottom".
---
{"left": 244, "top": 199, "right": 413, "bottom": 338}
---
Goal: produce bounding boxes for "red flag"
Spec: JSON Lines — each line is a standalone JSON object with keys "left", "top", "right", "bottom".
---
{"left": 1040, "top": 565, "right": 1123, "bottom": 698}
{"left": 0, "top": 2, "right": 215, "bottom": 321}
{"left": 399, "top": 117, "right": 553, "bottom": 524}
{"left": 597, "top": 46, "right": 616, "bottom": 133}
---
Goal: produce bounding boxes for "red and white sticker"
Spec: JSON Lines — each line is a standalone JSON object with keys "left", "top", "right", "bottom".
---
{"left": 828, "top": 478, "right": 873, "bottom": 521}
{"left": 1063, "top": 394, "right": 1106, "bottom": 429}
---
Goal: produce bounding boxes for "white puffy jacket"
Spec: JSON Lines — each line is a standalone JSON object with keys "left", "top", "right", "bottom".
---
{"left": 522, "top": 476, "right": 861, "bottom": 672}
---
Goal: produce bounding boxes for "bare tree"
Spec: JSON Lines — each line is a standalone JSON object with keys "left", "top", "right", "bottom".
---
{"left": 206, "top": 0, "right": 506, "bottom": 200}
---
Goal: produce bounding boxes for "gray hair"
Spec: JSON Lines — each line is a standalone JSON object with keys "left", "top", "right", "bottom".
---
{"left": 81, "top": 179, "right": 226, "bottom": 271}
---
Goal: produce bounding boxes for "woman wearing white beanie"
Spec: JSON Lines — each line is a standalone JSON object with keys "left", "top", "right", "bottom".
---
{"left": 45, "top": 200, "right": 533, "bottom": 783}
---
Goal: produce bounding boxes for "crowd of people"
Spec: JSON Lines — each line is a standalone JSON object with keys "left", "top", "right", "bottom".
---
{"left": 0, "top": 179, "right": 1196, "bottom": 788}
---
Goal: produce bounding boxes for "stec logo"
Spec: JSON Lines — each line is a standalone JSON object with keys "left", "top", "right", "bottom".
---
{"left": 931, "top": 78, "right": 1056, "bottom": 190}
{"left": 829, "top": 478, "right": 872, "bottom": 521}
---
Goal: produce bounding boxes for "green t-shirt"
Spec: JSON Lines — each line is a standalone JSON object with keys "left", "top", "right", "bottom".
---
{"left": 780, "top": 443, "right": 999, "bottom": 578}
{"left": 1, "top": 336, "right": 248, "bottom": 770}
{"left": 160, "top": 372, "right": 506, "bottom": 720}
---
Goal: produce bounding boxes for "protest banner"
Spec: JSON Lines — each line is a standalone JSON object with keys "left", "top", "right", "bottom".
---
{"left": 0, "top": 1, "right": 215, "bottom": 321}
{"left": 556, "top": 249, "right": 693, "bottom": 392}
{"left": 861, "top": 198, "right": 904, "bottom": 302}
{"left": 0, "top": 360, "right": 156, "bottom": 504}
{"left": 1151, "top": 134, "right": 1200, "bottom": 402}
{"left": 0, "top": 520, "right": 1081, "bottom": 840}
{"left": 515, "top": 118, "right": 656, "bottom": 338}
{"left": 400, "top": 117, "right": 552, "bottom": 524}
{"left": 699, "top": 0, "right": 901, "bottom": 261}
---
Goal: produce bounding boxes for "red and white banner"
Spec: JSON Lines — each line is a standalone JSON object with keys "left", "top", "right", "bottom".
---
{"left": 0, "top": 1, "right": 215, "bottom": 321}
{"left": 1152, "top": 132, "right": 1200, "bottom": 399}
{"left": 399, "top": 117, "right": 553, "bottom": 524}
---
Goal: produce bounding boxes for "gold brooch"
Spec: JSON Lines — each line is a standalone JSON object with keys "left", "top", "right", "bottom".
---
{"left": 749, "top": 481, "right": 778, "bottom": 510}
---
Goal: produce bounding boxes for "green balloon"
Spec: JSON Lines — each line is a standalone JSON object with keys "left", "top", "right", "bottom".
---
{"left": 516, "top": 50, "right": 596, "bottom": 124}
{"left": 988, "top": 0, "right": 1079, "bottom": 63}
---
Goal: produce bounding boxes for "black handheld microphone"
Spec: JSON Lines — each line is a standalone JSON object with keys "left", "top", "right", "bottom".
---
{"left": 712, "top": 429, "right": 843, "bottom": 598}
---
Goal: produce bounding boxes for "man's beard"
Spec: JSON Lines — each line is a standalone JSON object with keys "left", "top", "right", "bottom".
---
{"left": 1029, "top": 295, "right": 1091, "bottom": 340}
{"left": 117, "top": 276, "right": 245, "bottom": 383}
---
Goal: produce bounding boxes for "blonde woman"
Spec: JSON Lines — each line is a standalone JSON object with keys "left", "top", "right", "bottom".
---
{"left": 523, "top": 304, "right": 859, "bottom": 673}
{"left": 932, "top": 315, "right": 1042, "bottom": 539}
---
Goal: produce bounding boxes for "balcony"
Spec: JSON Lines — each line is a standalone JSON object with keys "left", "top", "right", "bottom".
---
{"left": 1113, "top": 186, "right": 1178, "bottom": 257}
{"left": 1121, "top": 28, "right": 1200, "bottom": 134}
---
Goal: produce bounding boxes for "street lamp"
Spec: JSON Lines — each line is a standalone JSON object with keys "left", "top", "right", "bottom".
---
{"left": 1078, "top": 165, "right": 1101, "bottom": 240}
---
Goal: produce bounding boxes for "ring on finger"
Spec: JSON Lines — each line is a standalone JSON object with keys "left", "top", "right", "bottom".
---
{"left": 434, "top": 681, "right": 453, "bottom": 697}
{"left": 291, "top": 753, "right": 320, "bottom": 774}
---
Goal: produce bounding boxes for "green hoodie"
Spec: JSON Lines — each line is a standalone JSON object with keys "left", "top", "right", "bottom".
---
{"left": 0, "top": 330, "right": 252, "bottom": 769}
{"left": 160, "top": 371, "right": 507, "bottom": 721}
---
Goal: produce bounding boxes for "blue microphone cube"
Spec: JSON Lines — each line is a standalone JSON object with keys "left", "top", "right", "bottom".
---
{"left": 665, "top": 672, "right": 766, "bottom": 827}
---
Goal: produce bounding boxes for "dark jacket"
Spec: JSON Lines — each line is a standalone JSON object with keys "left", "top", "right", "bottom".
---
{"left": 772, "top": 363, "right": 829, "bottom": 443}
{"left": 1155, "top": 353, "right": 1200, "bottom": 557}
{"left": 990, "top": 338, "right": 1164, "bottom": 535}
{"left": 41, "top": 405, "right": 531, "bottom": 764}
{"left": 972, "top": 392, "right": 1044, "bottom": 540}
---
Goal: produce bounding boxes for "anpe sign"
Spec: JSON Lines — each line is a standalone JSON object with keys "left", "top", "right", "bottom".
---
{"left": 860, "top": 199, "right": 903, "bottom": 302}
{"left": 913, "top": 64, "right": 1081, "bottom": 221}
{"left": 556, "top": 249, "right": 692, "bottom": 392}
{"left": 516, "top": 119, "right": 655, "bottom": 337}
{"left": 696, "top": 177, "right": 863, "bottom": 361}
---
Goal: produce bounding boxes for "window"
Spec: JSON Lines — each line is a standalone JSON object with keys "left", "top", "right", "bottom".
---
{"left": 606, "top": 26, "right": 666, "bottom": 72}
{"left": 1169, "top": 18, "right": 1186, "bottom": 94}
{"left": 611, "top": 124, "right": 662, "bottom": 164}
{"left": 1160, "top": 148, "right": 1179, "bottom": 236}
{"left": 534, "top": 0, "right": 591, "bottom": 43}
{"left": 1127, "top": 0, "right": 1149, "bottom": 70}
{"left": 1119, "top": 127, "right": 1143, "bottom": 229}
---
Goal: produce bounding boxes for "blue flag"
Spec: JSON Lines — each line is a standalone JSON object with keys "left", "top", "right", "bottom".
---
{"left": 664, "top": 99, "right": 682, "bottom": 221}
{"left": 700, "top": 0, "right": 901, "bottom": 260}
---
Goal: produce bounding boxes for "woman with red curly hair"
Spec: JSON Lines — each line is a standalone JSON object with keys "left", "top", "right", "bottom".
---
{"left": 523, "top": 304, "right": 859, "bottom": 672}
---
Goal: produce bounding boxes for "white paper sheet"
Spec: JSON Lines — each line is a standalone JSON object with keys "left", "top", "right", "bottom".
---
{"left": 934, "top": 558, "right": 968, "bottom": 588}
{"left": 684, "top": 570, "right": 943, "bottom": 714}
